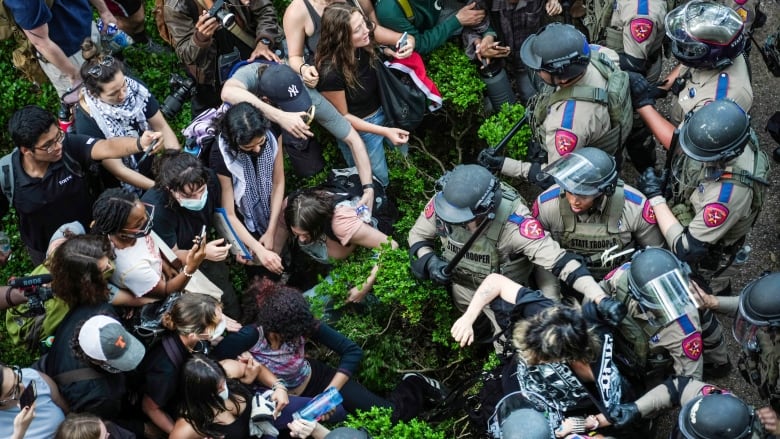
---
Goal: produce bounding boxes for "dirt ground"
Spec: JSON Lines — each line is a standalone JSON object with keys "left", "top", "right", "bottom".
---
{"left": 642, "top": 2, "right": 780, "bottom": 437}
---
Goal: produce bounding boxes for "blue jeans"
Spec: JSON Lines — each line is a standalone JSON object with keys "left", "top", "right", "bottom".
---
{"left": 337, "top": 107, "right": 390, "bottom": 187}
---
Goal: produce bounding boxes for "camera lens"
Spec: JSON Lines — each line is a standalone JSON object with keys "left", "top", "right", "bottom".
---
{"left": 217, "top": 11, "right": 235, "bottom": 28}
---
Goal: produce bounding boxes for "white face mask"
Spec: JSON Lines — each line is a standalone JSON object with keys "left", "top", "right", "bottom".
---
{"left": 218, "top": 386, "right": 230, "bottom": 401}
{"left": 211, "top": 318, "right": 227, "bottom": 341}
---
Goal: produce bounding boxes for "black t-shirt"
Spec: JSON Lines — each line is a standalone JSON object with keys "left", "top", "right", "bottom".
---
{"left": 141, "top": 169, "right": 222, "bottom": 250}
{"left": 73, "top": 89, "right": 161, "bottom": 190}
{"left": 318, "top": 48, "right": 381, "bottom": 118}
{"left": 10, "top": 134, "right": 98, "bottom": 253}
{"left": 138, "top": 333, "right": 190, "bottom": 416}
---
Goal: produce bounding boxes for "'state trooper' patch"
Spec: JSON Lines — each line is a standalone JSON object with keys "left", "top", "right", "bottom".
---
{"left": 554, "top": 130, "right": 578, "bottom": 156}
{"left": 519, "top": 217, "right": 545, "bottom": 240}
{"left": 642, "top": 200, "right": 657, "bottom": 224}
{"left": 629, "top": 18, "right": 654, "bottom": 43}
{"left": 702, "top": 203, "right": 729, "bottom": 227}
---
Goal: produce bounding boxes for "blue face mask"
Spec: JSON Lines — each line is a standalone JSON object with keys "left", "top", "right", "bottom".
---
{"left": 178, "top": 189, "right": 208, "bottom": 211}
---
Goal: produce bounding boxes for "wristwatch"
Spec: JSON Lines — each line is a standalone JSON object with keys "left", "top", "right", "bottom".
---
{"left": 259, "top": 37, "right": 272, "bottom": 46}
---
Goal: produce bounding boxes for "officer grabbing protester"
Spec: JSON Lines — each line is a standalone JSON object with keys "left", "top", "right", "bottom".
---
{"left": 528, "top": 148, "right": 664, "bottom": 297}
{"left": 408, "top": 164, "right": 626, "bottom": 345}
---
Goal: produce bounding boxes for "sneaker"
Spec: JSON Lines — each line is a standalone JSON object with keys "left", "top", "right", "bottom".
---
{"left": 402, "top": 372, "right": 449, "bottom": 405}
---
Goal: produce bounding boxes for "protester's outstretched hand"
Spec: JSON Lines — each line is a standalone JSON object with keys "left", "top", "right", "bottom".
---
{"left": 451, "top": 316, "right": 476, "bottom": 347}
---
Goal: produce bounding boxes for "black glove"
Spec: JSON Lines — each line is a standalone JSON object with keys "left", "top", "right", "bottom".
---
{"left": 426, "top": 254, "right": 451, "bottom": 285}
{"left": 411, "top": 252, "right": 434, "bottom": 281}
{"left": 608, "top": 403, "right": 640, "bottom": 428}
{"left": 526, "top": 140, "right": 547, "bottom": 164}
{"left": 628, "top": 71, "right": 664, "bottom": 110}
{"left": 637, "top": 167, "right": 667, "bottom": 199}
{"left": 597, "top": 296, "right": 627, "bottom": 326}
{"left": 478, "top": 148, "right": 505, "bottom": 172}
{"left": 528, "top": 162, "right": 555, "bottom": 190}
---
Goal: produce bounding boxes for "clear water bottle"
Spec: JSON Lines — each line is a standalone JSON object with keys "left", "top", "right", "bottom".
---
{"left": 105, "top": 23, "right": 133, "bottom": 52}
{"left": 0, "top": 231, "right": 11, "bottom": 254}
{"left": 356, "top": 204, "right": 371, "bottom": 224}
{"left": 96, "top": 18, "right": 105, "bottom": 34}
{"left": 734, "top": 245, "right": 752, "bottom": 265}
{"left": 292, "top": 387, "right": 343, "bottom": 421}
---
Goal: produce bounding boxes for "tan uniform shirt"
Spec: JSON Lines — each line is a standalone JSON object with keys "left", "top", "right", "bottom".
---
{"left": 602, "top": 264, "right": 703, "bottom": 378}
{"left": 611, "top": 0, "right": 667, "bottom": 61}
{"left": 635, "top": 378, "right": 720, "bottom": 417}
{"left": 533, "top": 183, "right": 665, "bottom": 254}
{"left": 407, "top": 195, "right": 606, "bottom": 307}
{"left": 670, "top": 56, "right": 753, "bottom": 126}
{"left": 542, "top": 63, "right": 613, "bottom": 162}
{"left": 666, "top": 148, "right": 757, "bottom": 249}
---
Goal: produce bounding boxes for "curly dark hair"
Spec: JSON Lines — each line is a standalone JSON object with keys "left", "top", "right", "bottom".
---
{"left": 8, "top": 105, "right": 57, "bottom": 150}
{"left": 512, "top": 304, "right": 600, "bottom": 365}
{"left": 242, "top": 277, "right": 317, "bottom": 344}
{"left": 284, "top": 188, "right": 335, "bottom": 240}
{"left": 178, "top": 354, "right": 251, "bottom": 438}
{"left": 49, "top": 235, "right": 113, "bottom": 307}
{"left": 91, "top": 187, "right": 138, "bottom": 236}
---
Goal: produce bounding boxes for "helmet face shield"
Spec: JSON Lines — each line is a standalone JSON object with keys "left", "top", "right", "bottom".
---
{"left": 665, "top": 1, "right": 745, "bottom": 67}
{"left": 629, "top": 269, "right": 696, "bottom": 326}
{"left": 543, "top": 152, "right": 615, "bottom": 196}
{"left": 733, "top": 312, "right": 762, "bottom": 352}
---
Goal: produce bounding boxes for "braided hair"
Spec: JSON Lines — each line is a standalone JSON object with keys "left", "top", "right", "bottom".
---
{"left": 91, "top": 187, "right": 138, "bottom": 236}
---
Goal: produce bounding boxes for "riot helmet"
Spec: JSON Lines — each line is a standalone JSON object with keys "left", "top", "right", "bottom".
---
{"left": 665, "top": 1, "right": 746, "bottom": 69}
{"left": 628, "top": 248, "right": 696, "bottom": 327}
{"left": 676, "top": 393, "right": 754, "bottom": 439}
{"left": 433, "top": 165, "right": 501, "bottom": 224}
{"left": 678, "top": 99, "right": 751, "bottom": 163}
{"left": 520, "top": 23, "right": 591, "bottom": 82}
{"left": 489, "top": 391, "right": 560, "bottom": 439}
{"left": 542, "top": 147, "right": 618, "bottom": 196}
{"left": 733, "top": 272, "right": 780, "bottom": 352}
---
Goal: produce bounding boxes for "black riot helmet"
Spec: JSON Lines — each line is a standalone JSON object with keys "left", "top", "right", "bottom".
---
{"left": 628, "top": 248, "right": 695, "bottom": 327}
{"left": 542, "top": 147, "right": 618, "bottom": 196}
{"left": 665, "top": 1, "right": 746, "bottom": 70}
{"left": 733, "top": 272, "right": 780, "bottom": 352}
{"left": 676, "top": 393, "right": 754, "bottom": 439}
{"left": 433, "top": 165, "right": 502, "bottom": 224}
{"left": 490, "top": 391, "right": 561, "bottom": 439}
{"left": 520, "top": 23, "right": 591, "bottom": 81}
{"left": 678, "top": 99, "right": 751, "bottom": 163}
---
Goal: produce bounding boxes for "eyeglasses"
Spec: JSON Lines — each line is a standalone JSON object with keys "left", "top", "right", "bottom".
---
{"left": 37, "top": 129, "right": 64, "bottom": 153}
{"left": 0, "top": 366, "right": 22, "bottom": 405}
{"left": 238, "top": 135, "right": 268, "bottom": 152}
{"left": 88, "top": 56, "right": 116, "bottom": 78}
{"left": 120, "top": 203, "right": 156, "bottom": 237}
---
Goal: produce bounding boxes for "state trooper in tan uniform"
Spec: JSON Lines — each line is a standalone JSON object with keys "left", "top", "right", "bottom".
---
{"left": 408, "top": 164, "right": 627, "bottom": 339}
{"left": 609, "top": 376, "right": 764, "bottom": 437}
{"left": 601, "top": 248, "right": 704, "bottom": 381}
{"left": 529, "top": 148, "right": 664, "bottom": 291}
{"left": 631, "top": 1, "right": 752, "bottom": 131}
{"left": 638, "top": 100, "right": 770, "bottom": 378}
{"left": 508, "top": 23, "right": 632, "bottom": 187}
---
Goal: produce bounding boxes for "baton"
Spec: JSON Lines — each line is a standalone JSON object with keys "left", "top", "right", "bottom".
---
{"left": 490, "top": 112, "right": 530, "bottom": 156}
{"left": 442, "top": 212, "right": 495, "bottom": 276}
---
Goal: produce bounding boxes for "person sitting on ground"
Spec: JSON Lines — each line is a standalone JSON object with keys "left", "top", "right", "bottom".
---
{"left": 91, "top": 187, "right": 207, "bottom": 303}
{"left": 141, "top": 150, "right": 241, "bottom": 318}
{"left": 75, "top": 55, "right": 180, "bottom": 195}
{"left": 316, "top": 3, "right": 411, "bottom": 188}
{"left": 210, "top": 102, "right": 285, "bottom": 276}
{"left": 279, "top": 187, "right": 398, "bottom": 304}
{"left": 137, "top": 293, "right": 257, "bottom": 436}
{"left": 0, "top": 362, "right": 68, "bottom": 439}
{"left": 243, "top": 277, "right": 445, "bottom": 433}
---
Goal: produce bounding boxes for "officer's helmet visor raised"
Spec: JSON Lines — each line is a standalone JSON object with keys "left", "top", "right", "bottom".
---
{"left": 628, "top": 268, "right": 696, "bottom": 327}
{"left": 665, "top": 1, "right": 745, "bottom": 67}
{"left": 542, "top": 149, "right": 617, "bottom": 196}
{"left": 433, "top": 165, "right": 500, "bottom": 225}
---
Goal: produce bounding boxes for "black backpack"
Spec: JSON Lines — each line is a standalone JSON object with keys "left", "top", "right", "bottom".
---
{"left": 321, "top": 167, "right": 399, "bottom": 236}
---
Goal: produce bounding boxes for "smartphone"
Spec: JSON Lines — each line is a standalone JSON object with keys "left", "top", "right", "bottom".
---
{"left": 19, "top": 380, "right": 36, "bottom": 408}
{"left": 396, "top": 32, "right": 408, "bottom": 50}
{"left": 200, "top": 225, "right": 207, "bottom": 238}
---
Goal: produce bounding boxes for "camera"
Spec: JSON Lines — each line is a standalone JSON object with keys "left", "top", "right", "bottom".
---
{"left": 208, "top": 0, "right": 236, "bottom": 28}
{"left": 160, "top": 73, "right": 196, "bottom": 119}
{"left": 9, "top": 274, "right": 55, "bottom": 316}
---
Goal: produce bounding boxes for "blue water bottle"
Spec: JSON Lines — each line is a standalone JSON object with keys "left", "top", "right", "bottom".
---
{"left": 292, "top": 387, "right": 343, "bottom": 421}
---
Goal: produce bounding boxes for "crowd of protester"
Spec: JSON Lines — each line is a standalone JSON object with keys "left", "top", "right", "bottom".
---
{"left": 0, "top": 0, "right": 778, "bottom": 438}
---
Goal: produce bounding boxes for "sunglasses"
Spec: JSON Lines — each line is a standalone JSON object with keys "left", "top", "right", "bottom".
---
{"left": 88, "top": 56, "right": 116, "bottom": 78}
{"left": 0, "top": 366, "right": 21, "bottom": 405}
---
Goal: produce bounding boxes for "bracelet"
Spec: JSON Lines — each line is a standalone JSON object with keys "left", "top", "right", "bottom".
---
{"left": 6, "top": 287, "right": 15, "bottom": 307}
{"left": 299, "top": 63, "right": 310, "bottom": 76}
{"left": 362, "top": 183, "right": 375, "bottom": 191}
{"left": 182, "top": 266, "right": 194, "bottom": 277}
{"left": 136, "top": 136, "right": 144, "bottom": 152}
{"left": 272, "top": 379, "right": 287, "bottom": 392}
